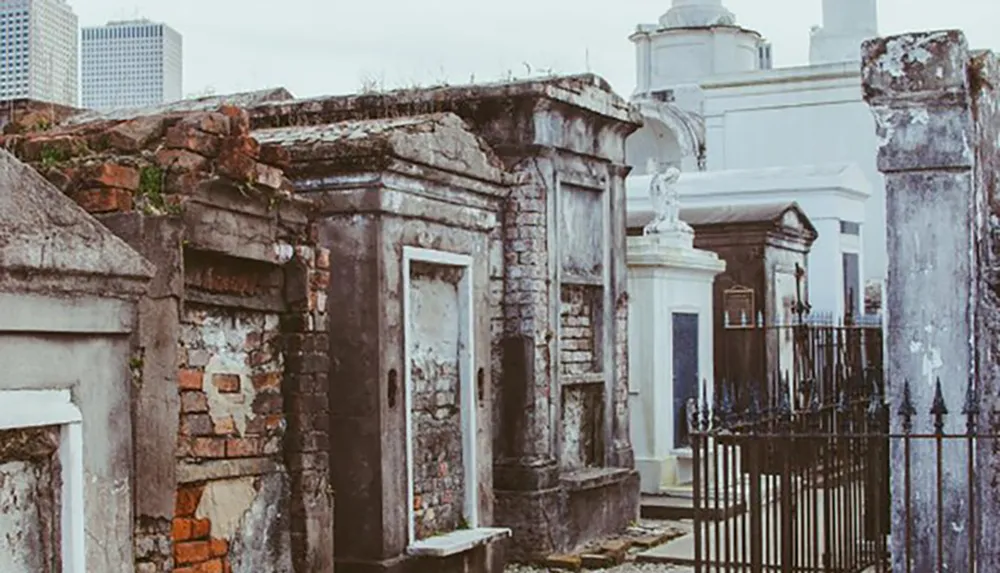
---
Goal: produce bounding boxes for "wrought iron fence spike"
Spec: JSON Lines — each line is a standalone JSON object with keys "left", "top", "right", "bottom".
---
{"left": 900, "top": 378, "right": 917, "bottom": 432}
{"left": 778, "top": 375, "right": 791, "bottom": 416}
{"left": 962, "top": 378, "right": 980, "bottom": 417}
{"left": 931, "top": 377, "right": 948, "bottom": 434}
{"left": 930, "top": 377, "right": 949, "bottom": 417}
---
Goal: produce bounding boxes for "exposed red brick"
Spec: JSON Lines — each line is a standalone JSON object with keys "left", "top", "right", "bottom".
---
{"left": 191, "top": 518, "right": 211, "bottom": 540}
{"left": 156, "top": 148, "right": 210, "bottom": 172}
{"left": 211, "top": 373, "right": 241, "bottom": 393}
{"left": 209, "top": 538, "right": 229, "bottom": 558}
{"left": 173, "top": 567, "right": 197, "bottom": 573}
{"left": 191, "top": 437, "right": 226, "bottom": 458}
{"left": 215, "top": 148, "right": 257, "bottom": 184}
{"left": 80, "top": 163, "right": 140, "bottom": 191}
{"left": 196, "top": 559, "right": 225, "bottom": 573}
{"left": 166, "top": 125, "right": 222, "bottom": 158}
{"left": 189, "top": 437, "right": 226, "bottom": 458}
{"left": 218, "top": 105, "right": 250, "bottom": 137}
{"left": 258, "top": 143, "right": 290, "bottom": 169}
{"left": 180, "top": 391, "right": 209, "bottom": 414}
{"left": 172, "top": 518, "right": 193, "bottom": 542}
{"left": 70, "top": 187, "right": 133, "bottom": 214}
{"left": 265, "top": 414, "right": 285, "bottom": 432}
{"left": 180, "top": 414, "right": 214, "bottom": 437}
{"left": 179, "top": 369, "right": 204, "bottom": 391}
{"left": 252, "top": 392, "right": 284, "bottom": 416}
{"left": 175, "top": 485, "right": 204, "bottom": 518}
{"left": 106, "top": 116, "right": 167, "bottom": 151}
{"left": 174, "top": 541, "right": 211, "bottom": 565}
{"left": 179, "top": 111, "right": 231, "bottom": 136}
{"left": 20, "top": 134, "right": 85, "bottom": 162}
{"left": 226, "top": 437, "right": 264, "bottom": 458}
{"left": 251, "top": 372, "right": 280, "bottom": 392}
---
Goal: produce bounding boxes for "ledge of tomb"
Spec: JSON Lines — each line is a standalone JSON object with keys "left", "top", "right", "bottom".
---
{"left": 406, "top": 527, "right": 512, "bottom": 558}
{"left": 560, "top": 467, "right": 634, "bottom": 492}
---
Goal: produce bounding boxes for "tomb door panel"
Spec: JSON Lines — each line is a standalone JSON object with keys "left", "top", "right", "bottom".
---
{"left": 672, "top": 313, "right": 699, "bottom": 450}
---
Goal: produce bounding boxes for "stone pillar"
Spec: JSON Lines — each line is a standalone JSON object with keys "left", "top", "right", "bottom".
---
{"left": 627, "top": 230, "right": 724, "bottom": 494}
{"left": 862, "top": 30, "right": 999, "bottom": 571}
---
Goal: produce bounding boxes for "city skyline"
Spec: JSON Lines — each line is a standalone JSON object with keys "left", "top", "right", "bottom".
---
{"left": 74, "top": 0, "right": 1000, "bottom": 101}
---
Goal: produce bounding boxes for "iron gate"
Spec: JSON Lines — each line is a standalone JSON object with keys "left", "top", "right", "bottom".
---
{"left": 687, "top": 369, "right": 889, "bottom": 573}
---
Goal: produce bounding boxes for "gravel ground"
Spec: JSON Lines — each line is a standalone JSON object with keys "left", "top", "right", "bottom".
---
{"left": 505, "top": 563, "right": 692, "bottom": 573}
{"left": 503, "top": 518, "right": 693, "bottom": 573}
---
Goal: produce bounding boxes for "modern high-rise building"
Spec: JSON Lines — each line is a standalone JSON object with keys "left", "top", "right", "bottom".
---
{"left": 81, "top": 19, "right": 182, "bottom": 111}
{"left": 0, "top": 0, "right": 78, "bottom": 106}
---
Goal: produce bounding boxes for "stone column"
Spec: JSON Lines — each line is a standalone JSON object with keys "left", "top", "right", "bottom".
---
{"left": 862, "top": 30, "right": 998, "bottom": 571}
{"left": 627, "top": 230, "right": 724, "bottom": 494}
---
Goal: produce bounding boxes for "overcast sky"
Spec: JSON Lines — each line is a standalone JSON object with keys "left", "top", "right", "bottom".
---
{"left": 76, "top": 0, "right": 1000, "bottom": 100}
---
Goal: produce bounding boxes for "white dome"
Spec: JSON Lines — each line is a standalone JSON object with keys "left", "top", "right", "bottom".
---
{"left": 659, "top": 0, "right": 736, "bottom": 29}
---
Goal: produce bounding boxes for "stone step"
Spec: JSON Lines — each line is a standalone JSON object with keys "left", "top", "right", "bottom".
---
{"left": 640, "top": 493, "right": 746, "bottom": 521}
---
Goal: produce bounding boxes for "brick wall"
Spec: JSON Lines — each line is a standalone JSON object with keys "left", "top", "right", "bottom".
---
{"left": 0, "top": 105, "right": 290, "bottom": 218}
{"left": 560, "top": 284, "right": 603, "bottom": 378}
{"left": 498, "top": 161, "right": 553, "bottom": 459}
{"left": 409, "top": 262, "right": 467, "bottom": 540}
{"left": 169, "top": 307, "right": 285, "bottom": 573}
{"left": 280, "top": 242, "right": 334, "bottom": 572}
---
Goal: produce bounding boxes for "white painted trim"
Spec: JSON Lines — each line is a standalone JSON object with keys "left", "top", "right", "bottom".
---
{"left": 0, "top": 390, "right": 81, "bottom": 430}
{"left": 0, "top": 389, "right": 85, "bottom": 573}
{"left": 402, "top": 246, "right": 478, "bottom": 548}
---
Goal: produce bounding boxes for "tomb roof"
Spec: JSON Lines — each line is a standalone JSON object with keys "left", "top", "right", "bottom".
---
{"left": 248, "top": 73, "right": 641, "bottom": 130}
{"left": 0, "top": 149, "right": 153, "bottom": 294}
{"left": 680, "top": 202, "right": 817, "bottom": 236}
{"left": 252, "top": 112, "right": 514, "bottom": 185}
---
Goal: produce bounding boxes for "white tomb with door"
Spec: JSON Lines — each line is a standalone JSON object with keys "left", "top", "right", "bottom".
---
{"left": 627, "top": 162, "right": 725, "bottom": 494}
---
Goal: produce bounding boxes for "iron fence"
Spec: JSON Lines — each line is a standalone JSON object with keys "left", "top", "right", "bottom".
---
{"left": 687, "top": 372, "right": 991, "bottom": 573}
{"left": 717, "top": 313, "right": 883, "bottom": 415}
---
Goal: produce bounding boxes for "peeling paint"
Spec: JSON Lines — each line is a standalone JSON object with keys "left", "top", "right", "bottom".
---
{"left": 194, "top": 477, "right": 257, "bottom": 541}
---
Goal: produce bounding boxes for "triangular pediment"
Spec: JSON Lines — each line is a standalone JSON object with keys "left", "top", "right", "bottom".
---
{"left": 0, "top": 149, "right": 153, "bottom": 290}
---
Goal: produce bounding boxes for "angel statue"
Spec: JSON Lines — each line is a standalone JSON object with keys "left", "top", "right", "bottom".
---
{"left": 644, "top": 158, "right": 688, "bottom": 236}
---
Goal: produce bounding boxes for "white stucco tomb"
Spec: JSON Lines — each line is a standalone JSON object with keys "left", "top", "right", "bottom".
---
{"left": 627, "top": 162, "right": 725, "bottom": 493}
{"left": 625, "top": 0, "right": 886, "bottom": 316}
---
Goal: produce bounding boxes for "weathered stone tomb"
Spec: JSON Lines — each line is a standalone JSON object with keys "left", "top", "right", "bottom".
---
{"left": 253, "top": 112, "right": 516, "bottom": 572}
{"left": 0, "top": 148, "right": 153, "bottom": 573}
{"left": 250, "top": 75, "right": 644, "bottom": 560}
